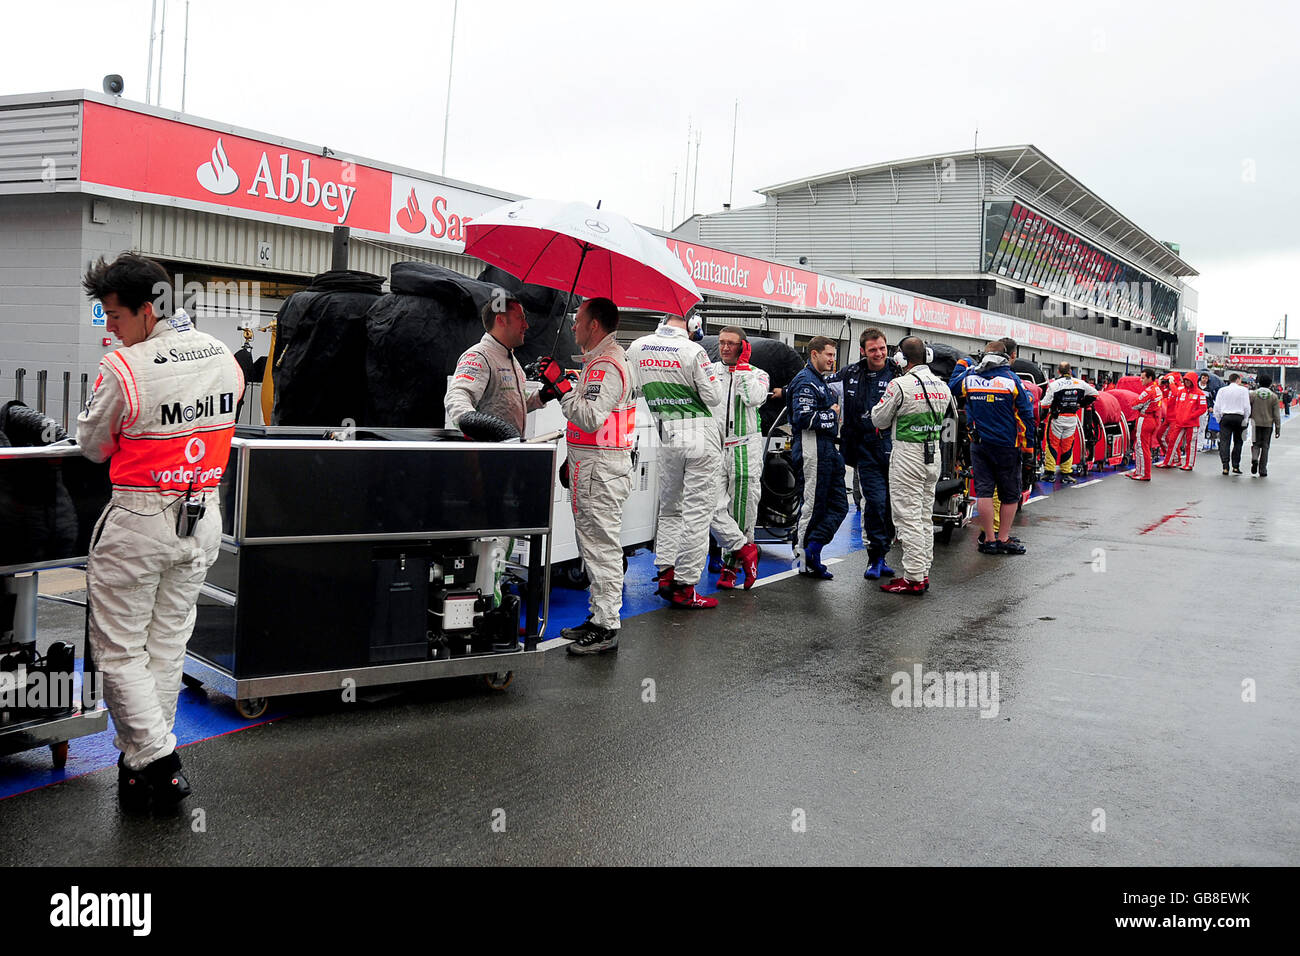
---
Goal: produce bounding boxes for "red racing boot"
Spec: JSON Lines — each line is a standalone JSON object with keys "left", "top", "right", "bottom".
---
{"left": 737, "top": 542, "right": 760, "bottom": 590}
{"left": 716, "top": 566, "right": 739, "bottom": 589}
{"left": 670, "top": 584, "right": 718, "bottom": 609}
{"left": 655, "top": 566, "right": 676, "bottom": 599}
{"left": 880, "top": 578, "right": 926, "bottom": 595}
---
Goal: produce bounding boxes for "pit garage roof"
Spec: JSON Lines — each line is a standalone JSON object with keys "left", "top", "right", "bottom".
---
{"left": 759, "top": 145, "right": 1198, "bottom": 279}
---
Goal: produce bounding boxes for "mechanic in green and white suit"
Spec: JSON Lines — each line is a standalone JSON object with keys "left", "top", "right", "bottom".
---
{"left": 708, "top": 326, "right": 767, "bottom": 590}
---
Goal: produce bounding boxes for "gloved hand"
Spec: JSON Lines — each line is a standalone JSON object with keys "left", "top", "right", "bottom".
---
{"left": 535, "top": 356, "right": 575, "bottom": 404}
{"left": 735, "top": 340, "right": 753, "bottom": 370}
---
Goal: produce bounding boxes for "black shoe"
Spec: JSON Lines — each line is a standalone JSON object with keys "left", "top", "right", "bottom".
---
{"left": 117, "top": 754, "right": 152, "bottom": 814}
{"left": 1060, "top": 474, "right": 1076, "bottom": 485}
{"left": 1251, "top": 460, "right": 1258, "bottom": 474}
{"left": 144, "top": 751, "right": 191, "bottom": 810}
{"left": 978, "top": 531, "right": 1020, "bottom": 545}
{"left": 1233, "top": 467, "right": 1242, "bottom": 475}
{"left": 1222, "top": 467, "right": 1230, "bottom": 475}
{"left": 995, "top": 538, "right": 1027, "bottom": 555}
{"left": 1041, "top": 471, "right": 1055, "bottom": 482}
{"left": 1260, "top": 471, "right": 1268, "bottom": 478}
{"left": 560, "top": 617, "right": 599, "bottom": 640}
{"left": 566, "top": 626, "right": 619, "bottom": 655}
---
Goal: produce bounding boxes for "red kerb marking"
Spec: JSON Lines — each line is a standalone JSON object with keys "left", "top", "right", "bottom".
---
{"left": 1138, "top": 501, "right": 1200, "bottom": 535}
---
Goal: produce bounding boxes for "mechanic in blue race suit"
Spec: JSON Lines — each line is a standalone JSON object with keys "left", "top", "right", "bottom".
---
{"left": 949, "top": 341, "right": 1037, "bottom": 555}
{"left": 787, "top": 336, "right": 847, "bottom": 579}
{"left": 829, "top": 327, "right": 897, "bottom": 581}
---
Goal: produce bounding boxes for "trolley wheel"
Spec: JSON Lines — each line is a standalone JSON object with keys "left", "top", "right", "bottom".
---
{"left": 181, "top": 673, "right": 204, "bottom": 691}
{"left": 483, "top": 671, "right": 514, "bottom": 691}
{"left": 235, "top": 697, "right": 270, "bottom": 719}
{"left": 50, "top": 741, "right": 69, "bottom": 770}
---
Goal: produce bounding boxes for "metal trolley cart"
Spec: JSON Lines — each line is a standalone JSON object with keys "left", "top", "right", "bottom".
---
{"left": 1, "top": 445, "right": 110, "bottom": 768}
{"left": 183, "top": 427, "right": 564, "bottom": 718}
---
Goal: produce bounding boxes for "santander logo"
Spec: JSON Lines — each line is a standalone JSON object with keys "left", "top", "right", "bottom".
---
{"left": 194, "top": 137, "right": 359, "bottom": 224}
{"left": 396, "top": 188, "right": 427, "bottom": 233}
{"left": 196, "top": 139, "right": 239, "bottom": 195}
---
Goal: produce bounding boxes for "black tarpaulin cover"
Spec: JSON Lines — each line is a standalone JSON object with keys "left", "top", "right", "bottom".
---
{"left": 271, "top": 270, "right": 384, "bottom": 427}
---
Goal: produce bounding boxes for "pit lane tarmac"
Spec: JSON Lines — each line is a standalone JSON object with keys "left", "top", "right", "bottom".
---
{"left": 3, "top": 437, "right": 1297, "bottom": 866}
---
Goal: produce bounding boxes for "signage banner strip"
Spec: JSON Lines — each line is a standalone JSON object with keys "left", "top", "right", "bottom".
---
{"left": 665, "top": 239, "right": 1170, "bottom": 369}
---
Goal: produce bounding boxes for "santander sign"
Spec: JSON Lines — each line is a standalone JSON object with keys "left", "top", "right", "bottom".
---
{"left": 193, "top": 137, "right": 358, "bottom": 224}
{"left": 241, "top": 150, "right": 358, "bottom": 224}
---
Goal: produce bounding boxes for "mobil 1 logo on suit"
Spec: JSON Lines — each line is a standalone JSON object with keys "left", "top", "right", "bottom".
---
{"left": 160, "top": 392, "right": 235, "bottom": 425}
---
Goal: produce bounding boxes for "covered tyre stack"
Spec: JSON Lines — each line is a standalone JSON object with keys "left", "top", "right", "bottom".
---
{"left": 0, "top": 401, "right": 77, "bottom": 566}
{"left": 365, "top": 262, "right": 499, "bottom": 428}
{"left": 272, "top": 270, "right": 384, "bottom": 427}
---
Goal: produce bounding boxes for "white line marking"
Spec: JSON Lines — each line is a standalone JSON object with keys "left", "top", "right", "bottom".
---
{"left": 1073, "top": 478, "right": 1102, "bottom": 488}
{"left": 1025, "top": 495, "right": 1047, "bottom": 505}
{"left": 751, "top": 558, "right": 843, "bottom": 588}
{"left": 1046, "top": 667, "right": 1139, "bottom": 681}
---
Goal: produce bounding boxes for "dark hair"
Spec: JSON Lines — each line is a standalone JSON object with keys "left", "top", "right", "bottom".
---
{"left": 1228, "top": 373, "right": 1241, "bottom": 383}
{"left": 719, "top": 325, "right": 747, "bottom": 342}
{"left": 808, "top": 335, "right": 835, "bottom": 355}
{"left": 582, "top": 297, "right": 620, "bottom": 333}
{"left": 899, "top": 336, "right": 926, "bottom": 366}
{"left": 1142, "top": 369, "right": 1157, "bottom": 381}
{"left": 1057, "top": 361, "right": 1073, "bottom": 376}
{"left": 481, "top": 293, "right": 522, "bottom": 332}
{"left": 1259, "top": 373, "right": 1272, "bottom": 387}
{"left": 859, "top": 327, "right": 886, "bottom": 348}
{"left": 999, "top": 337, "right": 1018, "bottom": 357}
{"left": 82, "top": 253, "right": 170, "bottom": 312}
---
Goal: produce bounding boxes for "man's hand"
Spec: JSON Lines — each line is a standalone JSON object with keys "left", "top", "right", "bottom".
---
{"left": 831, "top": 403, "right": 840, "bottom": 414}
{"left": 535, "top": 356, "right": 575, "bottom": 404}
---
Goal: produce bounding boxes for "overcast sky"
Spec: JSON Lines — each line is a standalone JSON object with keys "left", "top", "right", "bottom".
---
{"left": 4, "top": 0, "right": 1297, "bottom": 338}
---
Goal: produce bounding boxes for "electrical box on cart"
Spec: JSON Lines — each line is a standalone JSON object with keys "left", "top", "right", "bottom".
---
{"left": 184, "top": 426, "right": 562, "bottom": 716}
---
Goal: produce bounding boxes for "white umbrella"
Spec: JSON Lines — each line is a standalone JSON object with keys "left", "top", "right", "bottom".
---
{"left": 463, "top": 199, "right": 701, "bottom": 316}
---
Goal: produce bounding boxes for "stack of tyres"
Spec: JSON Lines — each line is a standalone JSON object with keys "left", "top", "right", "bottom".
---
{"left": 271, "top": 270, "right": 384, "bottom": 427}
{"left": 0, "top": 401, "right": 79, "bottom": 567}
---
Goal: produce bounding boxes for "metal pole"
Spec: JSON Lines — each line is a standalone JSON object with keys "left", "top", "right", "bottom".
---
{"left": 157, "top": 0, "right": 167, "bottom": 105}
{"left": 80, "top": 373, "right": 88, "bottom": 418}
{"left": 331, "top": 227, "right": 350, "bottom": 271}
{"left": 681, "top": 119, "right": 691, "bottom": 224}
{"left": 670, "top": 171, "right": 677, "bottom": 228}
{"left": 691, "top": 130, "right": 701, "bottom": 216}
{"left": 62, "top": 371, "right": 70, "bottom": 430}
{"left": 181, "top": 1, "right": 190, "bottom": 112}
{"left": 14, "top": 368, "right": 25, "bottom": 403}
{"left": 728, "top": 99, "right": 738, "bottom": 207}
{"left": 145, "top": 0, "right": 158, "bottom": 105}
{"left": 36, "top": 369, "right": 47, "bottom": 414}
{"left": 440, "top": 0, "right": 458, "bottom": 176}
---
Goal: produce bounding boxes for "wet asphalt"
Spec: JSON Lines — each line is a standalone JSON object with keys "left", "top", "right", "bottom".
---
{"left": 3, "top": 436, "right": 1298, "bottom": 866}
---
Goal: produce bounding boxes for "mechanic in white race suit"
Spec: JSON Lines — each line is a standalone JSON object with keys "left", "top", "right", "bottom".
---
{"left": 708, "top": 326, "right": 767, "bottom": 590}
{"left": 444, "top": 295, "right": 545, "bottom": 436}
{"left": 557, "top": 298, "right": 636, "bottom": 655}
{"left": 627, "top": 313, "right": 725, "bottom": 609}
{"left": 444, "top": 294, "right": 552, "bottom": 607}
{"left": 870, "top": 337, "right": 953, "bottom": 595}
{"left": 78, "top": 253, "right": 242, "bottom": 812}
